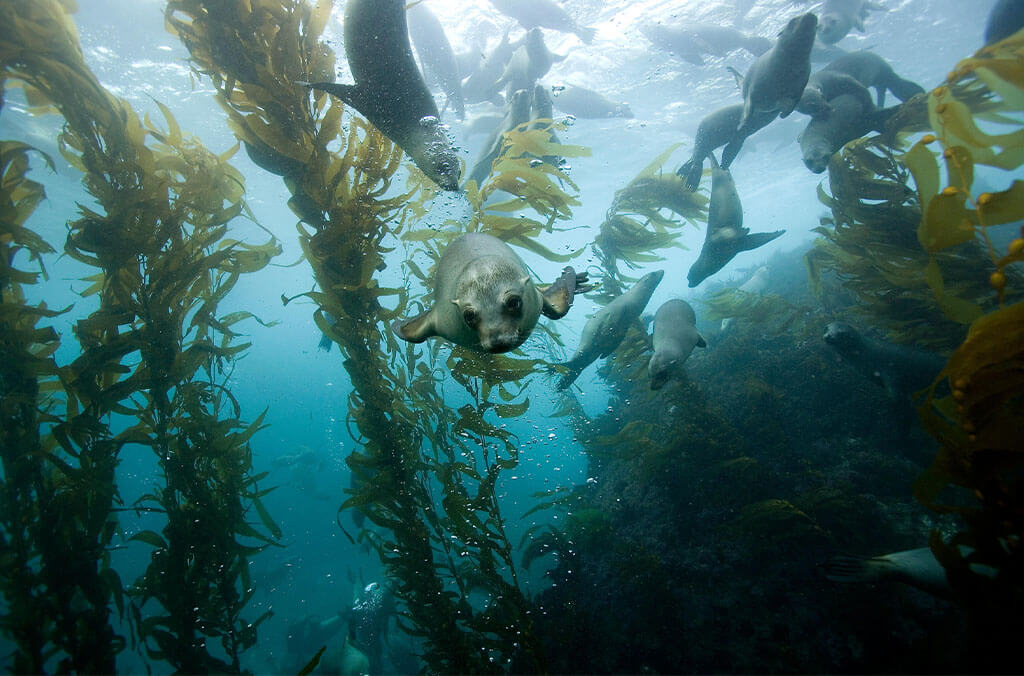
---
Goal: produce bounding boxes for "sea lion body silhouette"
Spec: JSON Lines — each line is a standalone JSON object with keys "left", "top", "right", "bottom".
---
{"left": 688, "top": 155, "right": 784, "bottom": 287}
{"left": 465, "top": 88, "right": 533, "bottom": 188}
{"left": 557, "top": 270, "right": 665, "bottom": 390}
{"left": 737, "top": 12, "right": 818, "bottom": 136}
{"left": 985, "top": 0, "right": 1024, "bottom": 45}
{"left": 407, "top": 2, "right": 465, "bottom": 120}
{"left": 393, "top": 233, "right": 587, "bottom": 353}
{"left": 799, "top": 93, "right": 896, "bottom": 173}
{"left": 821, "top": 50, "right": 925, "bottom": 107}
{"left": 648, "top": 299, "right": 706, "bottom": 390}
{"left": 824, "top": 548, "right": 951, "bottom": 597}
{"left": 797, "top": 70, "right": 875, "bottom": 117}
{"left": 306, "top": 0, "right": 460, "bottom": 190}
{"left": 490, "top": 0, "right": 596, "bottom": 43}
{"left": 552, "top": 84, "right": 633, "bottom": 119}
{"left": 676, "top": 103, "right": 776, "bottom": 190}
{"left": 640, "top": 23, "right": 771, "bottom": 65}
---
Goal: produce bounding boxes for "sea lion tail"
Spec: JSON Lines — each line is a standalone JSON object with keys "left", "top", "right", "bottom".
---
{"left": 576, "top": 25, "right": 597, "bottom": 44}
{"left": 822, "top": 555, "right": 888, "bottom": 583}
{"left": 676, "top": 158, "right": 704, "bottom": 191}
{"left": 887, "top": 75, "right": 925, "bottom": 103}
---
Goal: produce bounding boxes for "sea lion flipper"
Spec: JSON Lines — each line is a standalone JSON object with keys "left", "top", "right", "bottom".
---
{"left": 307, "top": 81, "right": 367, "bottom": 112}
{"left": 697, "top": 334, "right": 707, "bottom": 348}
{"left": 739, "top": 229, "right": 785, "bottom": 252}
{"left": 393, "top": 309, "right": 438, "bottom": 343}
{"left": 541, "top": 267, "right": 587, "bottom": 319}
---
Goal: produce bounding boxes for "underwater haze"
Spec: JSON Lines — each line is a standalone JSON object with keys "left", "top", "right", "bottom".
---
{"left": 2, "top": 0, "right": 1023, "bottom": 673}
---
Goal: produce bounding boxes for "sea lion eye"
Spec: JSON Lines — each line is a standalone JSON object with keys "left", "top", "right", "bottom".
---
{"left": 504, "top": 295, "right": 522, "bottom": 314}
{"left": 463, "top": 308, "right": 479, "bottom": 327}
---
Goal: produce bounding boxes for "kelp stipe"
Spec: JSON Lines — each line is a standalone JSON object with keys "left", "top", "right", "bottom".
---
{"left": 166, "top": 1, "right": 565, "bottom": 670}
{"left": 1, "top": 0, "right": 282, "bottom": 671}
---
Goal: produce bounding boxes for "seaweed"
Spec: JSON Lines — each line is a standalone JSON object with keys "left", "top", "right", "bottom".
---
{"left": 2, "top": 1, "right": 281, "bottom": 671}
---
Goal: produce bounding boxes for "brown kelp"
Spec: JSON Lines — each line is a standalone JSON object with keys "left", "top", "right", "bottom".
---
{"left": 2, "top": 0, "right": 281, "bottom": 671}
{"left": 164, "top": 0, "right": 595, "bottom": 670}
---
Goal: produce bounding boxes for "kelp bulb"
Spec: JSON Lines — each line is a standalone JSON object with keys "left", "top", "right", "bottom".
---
{"left": 942, "top": 185, "right": 959, "bottom": 195}
{"left": 921, "top": 134, "right": 937, "bottom": 144}
{"left": 953, "top": 388, "right": 966, "bottom": 402}
{"left": 954, "top": 377, "right": 969, "bottom": 390}
{"left": 990, "top": 270, "right": 1007, "bottom": 291}
{"left": 1009, "top": 238, "right": 1024, "bottom": 256}
{"left": 932, "top": 86, "right": 948, "bottom": 98}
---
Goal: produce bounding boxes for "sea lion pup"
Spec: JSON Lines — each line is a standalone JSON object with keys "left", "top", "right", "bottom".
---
{"left": 817, "top": 0, "right": 883, "bottom": 45}
{"left": 393, "top": 233, "right": 589, "bottom": 354}
{"left": 489, "top": 0, "right": 596, "bottom": 44}
{"left": 736, "top": 12, "right": 818, "bottom": 137}
{"left": 798, "top": 92, "right": 897, "bottom": 173}
{"left": 675, "top": 103, "right": 777, "bottom": 190}
{"left": 822, "top": 50, "right": 924, "bottom": 106}
{"left": 305, "top": 0, "right": 460, "bottom": 190}
{"left": 556, "top": 270, "right": 665, "bottom": 391}
{"left": 462, "top": 30, "right": 518, "bottom": 105}
{"left": 648, "top": 299, "right": 706, "bottom": 390}
{"left": 465, "top": 88, "right": 533, "bottom": 189}
{"left": 687, "top": 154, "right": 784, "bottom": 287}
{"left": 407, "top": 2, "right": 465, "bottom": 120}
{"left": 822, "top": 321, "right": 946, "bottom": 401}
{"left": 824, "top": 548, "right": 952, "bottom": 598}
{"left": 985, "top": 0, "right": 1024, "bottom": 45}
{"left": 551, "top": 84, "right": 633, "bottom": 119}
{"left": 796, "top": 69, "right": 875, "bottom": 117}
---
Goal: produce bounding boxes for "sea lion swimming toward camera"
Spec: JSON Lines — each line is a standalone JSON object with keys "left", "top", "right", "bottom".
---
{"left": 393, "top": 233, "right": 589, "bottom": 353}
{"left": 556, "top": 270, "right": 665, "bottom": 391}
{"left": 799, "top": 93, "right": 897, "bottom": 173}
{"left": 688, "top": 155, "right": 784, "bottom": 287}
{"left": 736, "top": 12, "right": 818, "bottom": 136}
{"left": 648, "top": 299, "right": 706, "bottom": 390}
{"left": 305, "top": 0, "right": 460, "bottom": 190}
{"left": 817, "top": 0, "right": 883, "bottom": 45}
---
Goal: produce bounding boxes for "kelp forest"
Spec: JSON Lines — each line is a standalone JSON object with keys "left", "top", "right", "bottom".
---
{"left": 0, "top": 0, "right": 1021, "bottom": 674}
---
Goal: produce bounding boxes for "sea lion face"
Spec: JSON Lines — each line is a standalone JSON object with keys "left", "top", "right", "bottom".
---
{"left": 800, "top": 133, "right": 833, "bottom": 173}
{"left": 648, "top": 352, "right": 677, "bottom": 390}
{"left": 780, "top": 12, "right": 818, "bottom": 49}
{"left": 817, "top": 13, "right": 850, "bottom": 45}
{"left": 454, "top": 268, "right": 538, "bottom": 353}
{"left": 823, "top": 321, "right": 860, "bottom": 352}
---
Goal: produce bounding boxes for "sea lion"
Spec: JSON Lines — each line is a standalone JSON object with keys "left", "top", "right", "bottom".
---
{"left": 821, "top": 50, "right": 925, "bottom": 107}
{"left": 822, "top": 321, "right": 945, "bottom": 401}
{"left": 465, "top": 87, "right": 533, "bottom": 188}
{"left": 796, "top": 70, "right": 875, "bottom": 117}
{"left": 648, "top": 299, "right": 706, "bottom": 390}
{"left": 824, "top": 548, "right": 952, "bottom": 598}
{"left": 688, "top": 154, "right": 784, "bottom": 287}
{"left": 639, "top": 22, "right": 772, "bottom": 65}
{"left": 393, "top": 232, "right": 588, "bottom": 353}
{"left": 736, "top": 12, "right": 818, "bottom": 136}
{"left": 492, "top": 28, "right": 565, "bottom": 100}
{"left": 490, "top": 0, "right": 596, "bottom": 43}
{"left": 818, "top": 0, "right": 883, "bottom": 45}
{"left": 556, "top": 270, "right": 665, "bottom": 391}
{"left": 985, "top": 0, "right": 1024, "bottom": 45}
{"left": 306, "top": 0, "right": 460, "bottom": 190}
{"left": 529, "top": 83, "right": 562, "bottom": 168}
{"left": 551, "top": 84, "right": 633, "bottom": 119}
{"left": 799, "top": 93, "right": 896, "bottom": 173}
{"left": 675, "top": 103, "right": 777, "bottom": 190}
{"left": 462, "top": 29, "right": 519, "bottom": 104}
{"left": 407, "top": 2, "right": 465, "bottom": 120}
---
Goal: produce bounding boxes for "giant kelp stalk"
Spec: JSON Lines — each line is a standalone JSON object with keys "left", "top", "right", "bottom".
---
{"left": 165, "top": 0, "right": 564, "bottom": 670}
{"left": 1, "top": 0, "right": 281, "bottom": 672}
{"left": 810, "top": 28, "right": 1024, "bottom": 666}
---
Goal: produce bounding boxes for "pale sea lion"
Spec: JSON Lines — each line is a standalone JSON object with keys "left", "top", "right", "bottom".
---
{"left": 648, "top": 299, "right": 706, "bottom": 390}
{"left": 818, "top": 0, "right": 883, "bottom": 45}
{"left": 822, "top": 50, "right": 925, "bottom": 107}
{"left": 492, "top": 28, "right": 565, "bottom": 100}
{"left": 799, "top": 92, "right": 896, "bottom": 173}
{"left": 824, "top": 548, "right": 952, "bottom": 598}
{"left": 407, "top": 2, "right": 465, "bottom": 120}
{"left": 639, "top": 22, "right": 771, "bottom": 65}
{"left": 465, "top": 88, "right": 533, "bottom": 188}
{"left": 556, "top": 270, "right": 665, "bottom": 391}
{"left": 551, "top": 84, "right": 633, "bottom": 119}
{"left": 822, "top": 321, "right": 945, "bottom": 401}
{"left": 393, "top": 233, "right": 588, "bottom": 353}
{"left": 736, "top": 12, "right": 818, "bottom": 136}
{"left": 688, "top": 155, "right": 784, "bottom": 287}
{"left": 490, "top": 0, "right": 596, "bottom": 44}
{"left": 306, "top": 0, "right": 460, "bottom": 190}
{"left": 720, "top": 265, "right": 769, "bottom": 332}
{"left": 675, "top": 103, "right": 777, "bottom": 190}
{"left": 985, "top": 0, "right": 1024, "bottom": 45}
{"left": 797, "top": 70, "right": 875, "bottom": 117}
